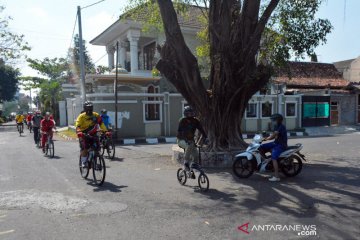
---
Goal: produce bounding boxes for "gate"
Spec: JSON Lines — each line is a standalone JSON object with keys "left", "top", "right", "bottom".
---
{"left": 302, "top": 96, "right": 330, "bottom": 127}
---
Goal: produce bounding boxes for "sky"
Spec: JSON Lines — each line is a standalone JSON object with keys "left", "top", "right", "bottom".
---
{"left": 1, "top": 0, "right": 360, "bottom": 85}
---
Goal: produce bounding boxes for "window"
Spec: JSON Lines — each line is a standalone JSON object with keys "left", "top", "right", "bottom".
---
{"left": 261, "top": 102, "right": 273, "bottom": 118}
{"left": 143, "top": 42, "right": 156, "bottom": 70}
{"left": 246, "top": 103, "right": 258, "bottom": 118}
{"left": 144, "top": 85, "right": 162, "bottom": 122}
{"left": 145, "top": 102, "right": 161, "bottom": 121}
{"left": 285, "top": 102, "right": 297, "bottom": 117}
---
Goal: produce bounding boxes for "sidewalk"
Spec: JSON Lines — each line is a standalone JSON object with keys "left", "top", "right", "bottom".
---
{"left": 305, "top": 125, "right": 360, "bottom": 136}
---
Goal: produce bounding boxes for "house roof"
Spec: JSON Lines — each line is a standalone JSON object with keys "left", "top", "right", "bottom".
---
{"left": 274, "top": 62, "right": 350, "bottom": 89}
{"left": 90, "top": 4, "right": 205, "bottom": 46}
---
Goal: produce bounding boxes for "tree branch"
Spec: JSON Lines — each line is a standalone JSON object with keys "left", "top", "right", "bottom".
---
{"left": 156, "top": 0, "right": 207, "bottom": 109}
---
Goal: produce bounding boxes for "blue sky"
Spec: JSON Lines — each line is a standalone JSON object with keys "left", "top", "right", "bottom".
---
{"left": 2, "top": 0, "right": 360, "bottom": 78}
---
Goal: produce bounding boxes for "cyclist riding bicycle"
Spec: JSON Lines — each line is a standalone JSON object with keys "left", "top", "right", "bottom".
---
{"left": 26, "top": 112, "right": 33, "bottom": 129}
{"left": 40, "top": 112, "right": 55, "bottom": 153}
{"left": 100, "top": 109, "right": 112, "bottom": 129}
{"left": 15, "top": 112, "right": 25, "bottom": 133}
{"left": 177, "top": 106, "right": 207, "bottom": 178}
{"left": 76, "top": 101, "right": 108, "bottom": 167}
{"left": 32, "top": 111, "right": 42, "bottom": 145}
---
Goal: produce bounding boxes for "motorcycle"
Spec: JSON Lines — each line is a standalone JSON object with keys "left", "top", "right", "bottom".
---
{"left": 232, "top": 134, "right": 306, "bottom": 178}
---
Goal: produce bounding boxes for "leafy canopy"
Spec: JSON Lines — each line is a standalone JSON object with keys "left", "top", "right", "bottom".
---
{"left": 125, "top": 0, "right": 332, "bottom": 69}
{"left": 0, "top": 6, "right": 31, "bottom": 63}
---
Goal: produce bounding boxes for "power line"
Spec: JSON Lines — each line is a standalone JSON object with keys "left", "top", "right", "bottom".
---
{"left": 68, "top": 12, "right": 78, "bottom": 50}
{"left": 81, "top": 0, "right": 106, "bottom": 10}
{"left": 94, "top": 53, "right": 108, "bottom": 64}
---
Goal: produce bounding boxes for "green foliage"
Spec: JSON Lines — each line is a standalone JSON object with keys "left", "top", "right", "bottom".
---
{"left": 260, "top": 0, "right": 332, "bottom": 65}
{"left": 1, "top": 100, "right": 18, "bottom": 116}
{"left": 0, "top": 6, "right": 31, "bottom": 62}
{"left": 25, "top": 57, "right": 67, "bottom": 118}
{"left": 38, "top": 80, "right": 62, "bottom": 113}
{"left": 26, "top": 57, "right": 68, "bottom": 81}
{"left": 125, "top": 0, "right": 331, "bottom": 68}
{"left": 96, "top": 65, "right": 111, "bottom": 74}
{"left": 0, "top": 63, "right": 20, "bottom": 101}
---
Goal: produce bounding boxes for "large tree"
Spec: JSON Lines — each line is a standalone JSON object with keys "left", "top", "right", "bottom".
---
{"left": 0, "top": 6, "right": 30, "bottom": 63}
{"left": 128, "top": 0, "right": 332, "bottom": 150}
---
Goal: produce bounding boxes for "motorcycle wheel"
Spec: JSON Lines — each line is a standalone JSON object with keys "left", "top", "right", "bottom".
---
{"left": 232, "top": 157, "right": 254, "bottom": 178}
{"left": 280, "top": 155, "right": 303, "bottom": 177}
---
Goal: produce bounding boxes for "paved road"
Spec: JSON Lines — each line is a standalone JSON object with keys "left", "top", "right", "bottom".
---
{"left": 0, "top": 125, "right": 359, "bottom": 240}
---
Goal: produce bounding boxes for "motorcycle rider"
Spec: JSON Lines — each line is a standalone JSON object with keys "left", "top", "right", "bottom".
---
{"left": 177, "top": 106, "right": 207, "bottom": 178}
{"left": 259, "top": 113, "right": 288, "bottom": 182}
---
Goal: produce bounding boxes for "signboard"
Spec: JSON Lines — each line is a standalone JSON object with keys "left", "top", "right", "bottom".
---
{"left": 303, "top": 102, "right": 329, "bottom": 118}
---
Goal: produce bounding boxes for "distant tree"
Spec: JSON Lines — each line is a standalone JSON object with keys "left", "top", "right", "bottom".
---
{"left": 0, "top": 62, "right": 20, "bottom": 101}
{"left": 24, "top": 57, "right": 68, "bottom": 122}
{"left": 0, "top": 6, "right": 30, "bottom": 63}
{"left": 67, "top": 34, "right": 95, "bottom": 83}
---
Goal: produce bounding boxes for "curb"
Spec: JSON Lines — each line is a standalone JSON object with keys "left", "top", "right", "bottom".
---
{"left": 115, "top": 133, "right": 307, "bottom": 145}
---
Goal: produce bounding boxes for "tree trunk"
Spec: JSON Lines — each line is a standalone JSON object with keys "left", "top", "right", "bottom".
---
{"left": 156, "top": 0, "right": 279, "bottom": 150}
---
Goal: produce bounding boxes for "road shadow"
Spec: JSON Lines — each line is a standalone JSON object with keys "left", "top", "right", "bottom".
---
{"left": 108, "top": 157, "right": 124, "bottom": 162}
{"left": 173, "top": 157, "right": 359, "bottom": 239}
{"left": 89, "top": 181, "right": 128, "bottom": 193}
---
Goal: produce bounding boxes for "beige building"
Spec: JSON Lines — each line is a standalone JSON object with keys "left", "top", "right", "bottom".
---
{"left": 334, "top": 56, "right": 360, "bottom": 83}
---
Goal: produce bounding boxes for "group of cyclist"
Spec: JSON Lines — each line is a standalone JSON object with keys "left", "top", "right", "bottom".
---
{"left": 15, "top": 111, "right": 56, "bottom": 152}
{"left": 14, "top": 100, "right": 287, "bottom": 182}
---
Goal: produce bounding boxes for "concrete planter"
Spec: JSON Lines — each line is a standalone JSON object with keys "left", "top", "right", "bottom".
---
{"left": 172, "top": 145, "right": 241, "bottom": 168}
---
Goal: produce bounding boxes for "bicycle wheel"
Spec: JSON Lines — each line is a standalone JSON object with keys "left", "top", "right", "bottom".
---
{"left": 48, "top": 141, "right": 55, "bottom": 158}
{"left": 45, "top": 144, "right": 49, "bottom": 155}
{"left": 198, "top": 173, "right": 209, "bottom": 192}
{"left": 92, "top": 154, "right": 106, "bottom": 186}
{"left": 79, "top": 155, "right": 89, "bottom": 179}
{"left": 177, "top": 168, "right": 187, "bottom": 185}
{"left": 106, "top": 140, "right": 115, "bottom": 159}
{"left": 37, "top": 136, "right": 41, "bottom": 148}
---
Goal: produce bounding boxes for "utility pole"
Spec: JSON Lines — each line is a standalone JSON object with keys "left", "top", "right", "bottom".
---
{"left": 114, "top": 41, "right": 119, "bottom": 138}
{"left": 77, "top": 6, "right": 86, "bottom": 103}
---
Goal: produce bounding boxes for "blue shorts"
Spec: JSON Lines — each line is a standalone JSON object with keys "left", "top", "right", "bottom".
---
{"left": 259, "top": 142, "right": 285, "bottom": 160}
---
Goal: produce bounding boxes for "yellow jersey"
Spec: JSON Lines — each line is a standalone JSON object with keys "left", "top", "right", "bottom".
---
{"left": 75, "top": 112, "right": 107, "bottom": 133}
{"left": 15, "top": 115, "right": 25, "bottom": 124}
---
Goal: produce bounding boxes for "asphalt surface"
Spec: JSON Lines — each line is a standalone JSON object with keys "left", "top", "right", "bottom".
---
{"left": 0, "top": 123, "right": 359, "bottom": 240}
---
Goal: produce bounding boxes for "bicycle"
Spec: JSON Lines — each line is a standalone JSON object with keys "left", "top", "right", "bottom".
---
{"left": 100, "top": 130, "right": 115, "bottom": 159}
{"left": 17, "top": 123, "right": 23, "bottom": 136}
{"left": 27, "top": 121, "right": 32, "bottom": 133}
{"left": 177, "top": 144, "right": 210, "bottom": 192}
{"left": 79, "top": 132, "right": 106, "bottom": 186}
{"left": 42, "top": 131, "right": 54, "bottom": 158}
{"left": 34, "top": 129, "right": 41, "bottom": 148}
